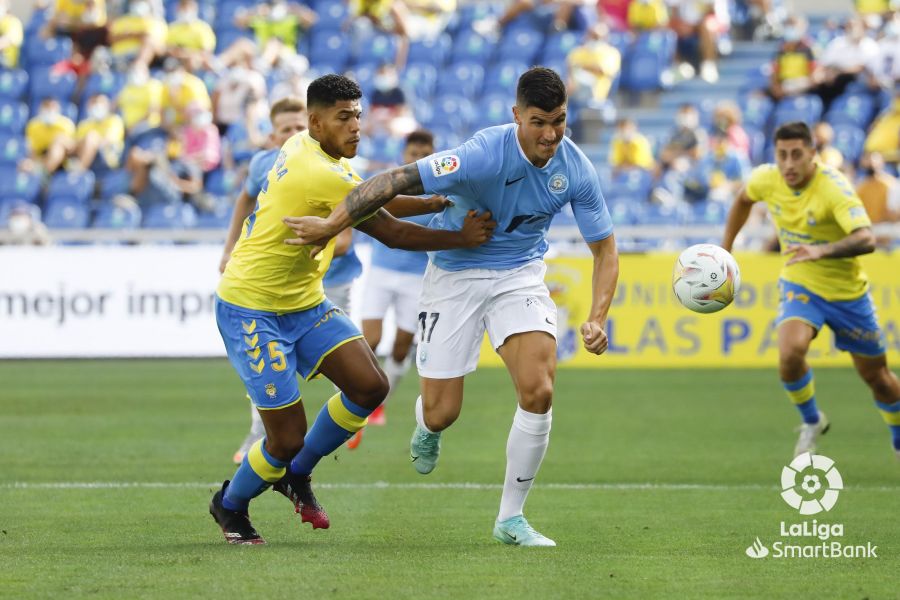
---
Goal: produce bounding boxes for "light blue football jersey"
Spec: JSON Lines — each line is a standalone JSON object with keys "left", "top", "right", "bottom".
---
{"left": 415, "top": 124, "right": 613, "bottom": 271}
{"left": 370, "top": 213, "right": 432, "bottom": 274}
{"left": 242, "top": 147, "right": 362, "bottom": 286}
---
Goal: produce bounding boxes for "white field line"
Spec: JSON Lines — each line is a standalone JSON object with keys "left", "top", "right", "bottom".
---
{"left": 2, "top": 481, "right": 899, "bottom": 492}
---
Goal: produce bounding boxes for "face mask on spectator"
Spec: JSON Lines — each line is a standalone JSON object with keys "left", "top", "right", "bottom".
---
{"left": 270, "top": 1, "right": 288, "bottom": 20}
{"left": 176, "top": 8, "right": 198, "bottom": 22}
{"left": 167, "top": 72, "right": 185, "bottom": 88}
{"left": 374, "top": 72, "right": 398, "bottom": 92}
{"left": 131, "top": 1, "right": 151, "bottom": 17}
{"left": 40, "top": 108, "right": 59, "bottom": 123}
{"left": 8, "top": 213, "right": 31, "bottom": 236}
{"left": 885, "top": 21, "right": 900, "bottom": 38}
{"left": 129, "top": 70, "right": 148, "bottom": 85}
{"left": 783, "top": 27, "right": 801, "bottom": 42}
{"left": 192, "top": 111, "right": 213, "bottom": 127}
{"left": 89, "top": 103, "right": 109, "bottom": 120}
{"left": 82, "top": 7, "right": 102, "bottom": 24}
{"left": 676, "top": 114, "right": 698, "bottom": 129}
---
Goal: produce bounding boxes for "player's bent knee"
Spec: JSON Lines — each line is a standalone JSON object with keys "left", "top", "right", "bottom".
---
{"left": 347, "top": 371, "right": 390, "bottom": 410}
{"left": 518, "top": 382, "right": 554, "bottom": 413}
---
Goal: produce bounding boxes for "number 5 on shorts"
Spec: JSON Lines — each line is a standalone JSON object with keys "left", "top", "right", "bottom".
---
{"left": 418, "top": 312, "right": 440, "bottom": 343}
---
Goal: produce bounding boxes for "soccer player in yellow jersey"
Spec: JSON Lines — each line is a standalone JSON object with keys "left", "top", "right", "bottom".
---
{"left": 209, "top": 75, "right": 496, "bottom": 545}
{"left": 723, "top": 122, "right": 900, "bottom": 459}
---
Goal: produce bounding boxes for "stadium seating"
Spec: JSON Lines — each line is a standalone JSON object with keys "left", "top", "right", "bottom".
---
{"left": 43, "top": 196, "right": 90, "bottom": 229}
{"left": 48, "top": 170, "right": 96, "bottom": 204}
{"left": 92, "top": 199, "right": 142, "bottom": 229}
{"left": 772, "top": 95, "right": 823, "bottom": 127}
{"left": 0, "top": 167, "right": 41, "bottom": 205}
{"left": 0, "top": 102, "right": 29, "bottom": 135}
{"left": 0, "top": 70, "right": 28, "bottom": 102}
{"left": 142, "top": 202, "right": 198, "bottom": 229}
{"left": 825, "top": 94, "right": 874, "bottom": 129}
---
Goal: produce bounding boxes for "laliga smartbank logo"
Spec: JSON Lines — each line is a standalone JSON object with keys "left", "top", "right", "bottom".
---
{"left": 744, "top": 453, "right": 878, "bottom": 560}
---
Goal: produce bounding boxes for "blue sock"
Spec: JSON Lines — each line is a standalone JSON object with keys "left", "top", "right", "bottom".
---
{"left": 890, "top": 426, "right": 900, "bottom": 451}
{"left": 290, "top": 392, "right": 373, "bottom": 476}
{"left": 222, "top": 438, "right": 288, "bottom": 512}
{"left": 783, "top": 370, "right": 819, "bottom": 425}
{"left": 874, "top": 400, "right": 900, "bottom": 451}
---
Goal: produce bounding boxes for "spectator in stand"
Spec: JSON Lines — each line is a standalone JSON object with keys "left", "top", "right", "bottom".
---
{"left": 225, "top": 0, "right": 317, "bottom": 73}
{"left": 42, "top": 0, "right": 109, "bottom": 62}
{"left": 610, "top": 117, "right": 655, "bottom": 173}
{"left": 180, "top": 102, "right": 221, "bottom": 174}
{"left": 3, "top": 201, "right": 50, "bottom": 246}
{"left": 25, "top": 98, "right": 76, "bottom": 175}
{"left": 667, "top": 0, "right": 729, "bottom": 83}
{"left": 108, "top": 0, "right": 167, "bottom": 70}
{"left": 768, "top": 15, "right": 818, "bottom": 100}
{"left": 865, "top": 83, "right": 900, "bottom": 164}
{"left": 812, "top": 121, "right": 845, "bottom": 171}
{"left": 598, "top": 0, "right": 629, "bottom": 30}
{"left": 566, "top": 22, "right": 621, "bottom": 107}
{"left": 166, "top": 0, "right": 216, "bottom": 72}
{"left": 366, "top": 62, "right": 417, "bottom": 137}
{"left": 73, "top": 93, "right": 124, "bottom": 173}
{"left": 711, "top": 100, "right": 749, "bottom": 159}
{"left": 161, "top": 60, "right": 212, "bottom": 129}
{"left": 660, "top": 103, "right": 706, "bottom": 169}
{"left": 404, "top": 0, "right": 456, "bottom": 41}
{"left": 269, "top": 53, "right": 311, "bottom": 104}
{"left": 683, "top": 127, "right": 750, "bottom": 203}
{"left": 117, "top": 63, "right": 164, "bottom": 140}
{"left": 816, "top": 16, "right": 880, "bottom": 109}
{"left": 870, "top": 16, "right": 900, "bottom": 88}
{"left": 212, "top": 53, "right": 268, "bottom": 136}
{"left": 476, "top": 1, "right": 592, "bottom": 36}
{"left": 0, "top": 0, "right": 23, "bottom": 69}
{"left": 627, "top": 0, "right": 669, "bottom": 32}
{"left": 856, "top": 152, "right": 900, "bottom": 227}
{"left": 349, "top": 0, "right": 410, "bottom": 69}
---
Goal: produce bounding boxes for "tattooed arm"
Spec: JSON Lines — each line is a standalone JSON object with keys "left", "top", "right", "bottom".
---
{"left": 283, "top": 163, "right": 425, "bottom": 249}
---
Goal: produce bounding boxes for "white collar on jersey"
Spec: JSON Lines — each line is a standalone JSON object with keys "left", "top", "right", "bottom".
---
{"left": 513, "top": 125, "right": 557, "bottom": 171}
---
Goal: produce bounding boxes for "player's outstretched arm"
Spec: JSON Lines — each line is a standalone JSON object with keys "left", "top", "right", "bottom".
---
{"left": 384, "top": 195, "right": 453, "bottom": 218}
{"left": 580, "top": 234, "right": 619, "bottom": 355}
{"left": 353, "top": 208, "right": 495, "bottom": 251}
{"left": 282, "top": 163, "right": 425, "bottom": 248}
{"left": 219, "top": 189, "right": 257, "bottom": 274}
{"left": 784, "top": 227, "right": 876, "bottom": 265}
{"left": 721, "top": 186, "right": 755, "bottom": 252}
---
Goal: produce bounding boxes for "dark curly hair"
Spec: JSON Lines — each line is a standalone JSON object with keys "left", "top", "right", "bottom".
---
{"left": 516, "top": 67, "right": 566, "bottom": 112}
{"left": 307, "top": 74, "right": 363, "bottom": 110}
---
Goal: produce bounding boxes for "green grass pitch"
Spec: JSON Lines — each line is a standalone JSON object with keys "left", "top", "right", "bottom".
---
{"left": 1, "top": 360, "right": 897, "bottom": 599}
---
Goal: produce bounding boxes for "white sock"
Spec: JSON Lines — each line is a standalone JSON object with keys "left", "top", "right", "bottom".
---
{"left": 415, "top": 395, "right": 435, "bottom": 433}
{"left": 249, "top": 400, "right": 265, "bottom": 437}
{"left": 384, "top": 355, "right": 410, "bottom": 402}
{"left": 498, "top": 406, "right": 552, "bottom": 522}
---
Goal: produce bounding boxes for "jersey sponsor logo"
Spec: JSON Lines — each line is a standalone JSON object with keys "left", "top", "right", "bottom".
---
{"left": 431, "top": 155, "right": 460, "bottom": 177}
{"left": 548, "top": 173, "right": 568, "bottom": 194}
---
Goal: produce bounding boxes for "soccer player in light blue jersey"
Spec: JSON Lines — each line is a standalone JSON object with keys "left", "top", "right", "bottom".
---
{"left": 221, "top": 99, "right": 451, "bottom": 464}
{"left": 348, "top": 130, "right": 437, "bottom": 450}
{"left": 284, "top": 67, "right": 620, "bottom": 546}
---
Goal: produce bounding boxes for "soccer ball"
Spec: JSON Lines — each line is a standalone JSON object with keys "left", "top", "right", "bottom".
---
{"left": 672, "top": 244, "right": 741, "bottom": 313}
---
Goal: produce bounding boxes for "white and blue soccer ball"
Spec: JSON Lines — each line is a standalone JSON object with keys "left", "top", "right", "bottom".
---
{"left": 672, "top": 244, "right": 741, "bottom": 314}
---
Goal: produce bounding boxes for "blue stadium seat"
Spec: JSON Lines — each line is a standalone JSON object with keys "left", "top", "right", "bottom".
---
{"left": 44, "top": 197, "right": 90, "bottom": 229}
{"left": 772, "top": 95, "right": 822, "bottom": 127}
{"left": 308, "top": 30, "right": 351, "bottom": 72}
{"left": 29, "top": 68, "right": 77, "bottom": 103}
{"left": 0, "top": 102, "right": 29, "bottom": 135}
{"left": 0, "top": 168, "right": 41, "bottom": 204}
{"left": 92, "top": 199, "right": 142, "bottom": 229}
{"left": 634, "top": 202, "right": 688, "bottom": 226}
{"left": 542, "top": 31, "right": 581, "bottom": 63}
{"left": 621, "top": 49, "right": 664, "bottom": 92}
{"left": 408, "top": 34, "right": 452, "bottom": 67}
{"left": 83, "top": 71, "right": 125, "bottom": 101}
{"left": 352, "top": 32, "right": 397, "bottom": 67}
{"left": 205, "top": 167, "right": 239, "bottom": 196}
{"left": 738, "top": 94, "right": 773, "bottom": 130}
{"left": 745, "top": 126, "right": 766, "bottom": 165}
{"left": 48, "top": 170, "right": 96, "bottom": 203}
{"left": 741, "top": 64, "right": 772, "bottom": 93}
{"left": 610, "top": 169, "right": 653, "bottom": 200}
{"left": 222, "top": 122, "right": 256, "bottom": 165}
{"left": 142, "top": 202, "right": 198, "bottom": 229}
{"left": 346, "top": 63, "right": 377, "bottom": 96}
{"left": 451, "top": 30, "right": 497, "bottom": 65}
{"left": 472, "top": 92, "right": 514, "bottom": 129}
{"left": 0, "top": 70, "right": 28, "bottom": 102}
{"left": 215, "top": 27, "right": 253, "bottom": 54}
{"left": 831, "top": 124, "right": 866, "bottom": 165}
{"left": 483, "top": 60, "right": 529, "bottom": 95}
{"left": 687, "top": 200, "right": 728, "bottom": 225}
{"left": 401, "top": 63, "right": 438, "bottom": 101}
{"left": 214, "top": 1, "right": 252, "bottom": 29}
{"left": 607, "top": 30, "right": 633, "bottom": 55}
{"left": 428, "top": 95, "right": 476, "bottom": 132}
{"left": 428, "top": 125, "right": 463, "bottom": 151}
{"left": 634, "top": 30, "right": 676, "bottom": 63}
{"left": 435, "top": 62, "right": 484, "bottom": 97}
{"left": 0, "top": 135, "right": 27, "bottom": 166}
{"left": 448, "top": 2, "right": 501, "bottom": 34}
{"left": 498, "top": 29, "right": 544, "bottom": 64}
{"left": 825, "top": 94, "right": 875, "bottom": 129}
{"left": 24, "top": 36, "right": 72, "bottom": 68}
{"left": 311, "top": 0, "right": 350, "bottom": 30}
{"left": 25, "top": 8, "right": 50, "bottom": 37}
{"left": 605, "top": 197, "right": 640, "bottom": 226}
{"left": 99, "top": 169, "right": 132, "bottom": 200}
{"left": 194, "top": 205, "right": 231, "bottom": 229}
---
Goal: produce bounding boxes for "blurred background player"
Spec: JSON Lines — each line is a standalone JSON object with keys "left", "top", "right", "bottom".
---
{"left": 722, "top": 122, "right": 900, "bottom": 459}
{"left": 348, "top": 129, "right": 437, "bottom": 450}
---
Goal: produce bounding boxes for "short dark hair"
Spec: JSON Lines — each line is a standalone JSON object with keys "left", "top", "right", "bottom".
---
{"left": 516, "top": 67, "right": 566, "bottom": 112}
{"left": 405, "top": 129, "right": 434, "bottom": 148}
{"left": 307, "top": 74, "right": 362, "bottom": 110}
{"left": 270, "top": 96, "right": 306, "bottom": 122}
{"left": 774, "top": 121, "right": 813, "bottom": 147}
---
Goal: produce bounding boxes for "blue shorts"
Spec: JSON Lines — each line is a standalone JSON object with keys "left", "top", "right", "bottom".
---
{"left": 777, "top": 280, "right": 887, "bottom": 357}
{"left": 215, "top": 297, "right": 363, "bottom": 410}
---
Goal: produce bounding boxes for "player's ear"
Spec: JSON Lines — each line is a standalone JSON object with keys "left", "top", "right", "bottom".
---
{"left": 512, "top": 105, "right": 521, "bottom": 126}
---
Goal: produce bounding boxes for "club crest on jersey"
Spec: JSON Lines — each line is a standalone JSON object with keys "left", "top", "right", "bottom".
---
{"left": 431, "top": 155, "right": 460, "bottom": 177}
{"left": 265, "top": 383, "right": 277, "bottom": 398}
{"left": 548, "top": 173, "right": 568, "bottom": 194}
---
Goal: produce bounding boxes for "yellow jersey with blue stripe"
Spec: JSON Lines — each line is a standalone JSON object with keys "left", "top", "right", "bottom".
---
{"left": 746, "top": 163, "right": 873, "bottom": 301}
{"left": 217, "top": 132, "right": 363, "bottom": 313}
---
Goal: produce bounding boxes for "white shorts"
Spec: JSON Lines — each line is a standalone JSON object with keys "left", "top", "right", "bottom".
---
{"left": 324, "top": 282, "right": 353, "bottom": 316}
{"left": 359, "top": 266, "right": 424, "bottom": 334}
{"left": 415, "top": 260, "right": 557, "bottom": 379}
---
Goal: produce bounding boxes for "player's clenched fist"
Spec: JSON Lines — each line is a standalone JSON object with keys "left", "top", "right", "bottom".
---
{"left": 460, "top": 210, "right": 496, "bottom": 247}
{"left": 580, "top": 321, "right": 608, "bottom": 355}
